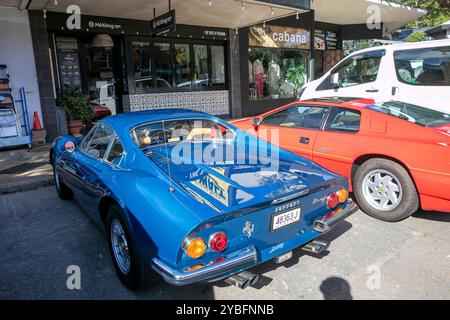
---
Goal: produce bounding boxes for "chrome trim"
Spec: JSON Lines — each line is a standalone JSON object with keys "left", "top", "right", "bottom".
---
{"left": 152, "top": 246, "right": 257, "bottom": 286}
{"left": 313, "top": 199, "right": 359, "bottom": 233}
{"left": 271, "top": 188, "right": 310, "bottom": 205}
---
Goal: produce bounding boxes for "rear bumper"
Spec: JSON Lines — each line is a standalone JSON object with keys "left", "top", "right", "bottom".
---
{"left": 152, "top": 246, "right": 257, "bottom": 286}
{"left": 313, "top": 199, "right": 359, "bottom": 233}
{"left": 152, "top": 200, "right": 358, "bottom": 286}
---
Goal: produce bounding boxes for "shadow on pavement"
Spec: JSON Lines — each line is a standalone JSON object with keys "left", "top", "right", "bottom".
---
{"left": 412, "top": 210, "right": 450, "bottom": 223}
{"left": 320, "top": 277, "right": 353, "bottom": 300}
{"left": 215, "top": 220, "right": 353, "bottom": 290}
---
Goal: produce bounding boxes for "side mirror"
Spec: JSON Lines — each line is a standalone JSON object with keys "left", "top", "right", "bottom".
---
{"left": 64, "top": 141, "right": 76, "bottom": 153}
{"left": 330, "top": 73, "right": 340, "bottom": 89}
{"left": 252, "top": 117, "right": 261, "bottom": 130}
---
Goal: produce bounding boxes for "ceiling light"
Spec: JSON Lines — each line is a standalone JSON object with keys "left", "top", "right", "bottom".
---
{"left": 271, "top": 7, "right": 274, "bottom": 15}
{"left": 208, "top": 0, "right": 212, "bottom": 6}
{"left": 241, "top": 2, "right": 245, "bottom": 11}
{"left": 43, "top": 9, "right": 47, "bottom": 19}
{"left": 53, "top": 0, "right": 58, "bottom": 5}
{"left": 296, "top": 11, "right": 299, "bottom": 20}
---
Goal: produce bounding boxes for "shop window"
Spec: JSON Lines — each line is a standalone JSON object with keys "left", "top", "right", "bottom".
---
{"left": 394, "top": 46, "right": 450, "bottom": 86}
{"left": 193, "top": 45, "right": 209, "bottom": 87}
{"left": 174, "top": 44, "right": 191, "bottom": 88}
{"left": 248, "top": 48, "right": 308, "bottom": 101}
{"left": 211, "top": 46, "right": 225, "bottom": 85}
{"left": 132, "top": 41, "right": 152, "bottom": 90}
{"left": 155, "top": 42, "right": 173, "bottom": 88}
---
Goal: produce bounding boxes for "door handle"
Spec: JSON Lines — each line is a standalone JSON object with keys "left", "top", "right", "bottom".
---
{"left": 300, "top": 137, "right": 310, "bottom": 144}
{"left": 366, "top": 88, "right": 379, "bottom": 93}
{"left": 392, "top": 86, "right": 399, "bottom": 96}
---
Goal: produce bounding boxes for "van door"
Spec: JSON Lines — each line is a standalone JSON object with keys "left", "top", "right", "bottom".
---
{"left": 391, "top": 45, "right": 450, "bottom": 113}
{"left": 310, "top": 49, "right": 388, "bottom": 100}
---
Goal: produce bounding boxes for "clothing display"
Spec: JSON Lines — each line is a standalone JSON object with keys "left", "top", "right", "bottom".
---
{"left": 253, "top": 59, "right": 264, "bottom": 98}
{"left": 268, "top": 60, "right": 281, "bottom": 97}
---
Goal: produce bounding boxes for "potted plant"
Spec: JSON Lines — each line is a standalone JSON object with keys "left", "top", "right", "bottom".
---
{"left": 58, "top": 86, "right": 94, "bottom": 136}
{"left": 286, "top": 65, "right": 306, "bottom": 98}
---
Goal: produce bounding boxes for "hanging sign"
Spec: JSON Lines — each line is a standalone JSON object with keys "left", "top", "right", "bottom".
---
{"left": 150, "top": 10, "right": 176, "bottom": 37}
{"left": 326, "top": 31, "right": 338, "bottom": 50}
{"left": 249, "top": 25, "right": 310, "bottom": 50}
{"left": 314, "top": 29, "right": 326, "bottom": 50}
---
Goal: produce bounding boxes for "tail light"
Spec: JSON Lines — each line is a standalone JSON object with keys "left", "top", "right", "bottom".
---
{"left": 336, "top": 189, "right": 349, "bottom": 203}
{"left": 326, "top": 193, "right": 339, "bottom": 209}
{"left": 209, "top": 232, "right": 228, "bottom": 253}
{"left": 184, "top": 237, "right": 206, "bottom": 259}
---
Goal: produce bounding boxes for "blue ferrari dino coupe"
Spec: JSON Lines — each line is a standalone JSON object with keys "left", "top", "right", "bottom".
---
{"left": 50, "top": 109, "right": 358, "bottom": 290}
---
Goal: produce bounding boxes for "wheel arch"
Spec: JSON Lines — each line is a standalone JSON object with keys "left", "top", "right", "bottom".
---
{"left": 351, "top": 154, "right": 419, "bottom": 195}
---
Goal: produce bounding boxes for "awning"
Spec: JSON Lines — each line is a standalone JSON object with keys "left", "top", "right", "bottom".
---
{"left": 313, "top": 0, "right": 427, "bottom": 34}
{"left": 20, "top": 0, "right": 309, "bottom": 29}
{"left": 5, "top": 0, "right": 426, "bottom": 32}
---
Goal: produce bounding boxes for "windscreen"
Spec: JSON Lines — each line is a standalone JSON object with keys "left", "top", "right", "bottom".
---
{"left": 131, "top": 119, "right": 236, "bottom": 149}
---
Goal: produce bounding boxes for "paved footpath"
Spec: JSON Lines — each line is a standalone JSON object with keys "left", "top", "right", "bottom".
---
{"left": 0, "top": 187, "right": 449, "bottom": 300}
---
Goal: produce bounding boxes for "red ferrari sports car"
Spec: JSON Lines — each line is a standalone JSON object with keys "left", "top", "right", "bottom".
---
{"left": 232, "top": 98, "right": 450, "bottom": 222}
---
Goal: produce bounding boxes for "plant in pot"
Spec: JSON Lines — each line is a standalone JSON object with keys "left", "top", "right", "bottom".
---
{"left": 286, "top": 65, "right": 306, "bottom": 98}
{"left": 58, "top": 86, "right": 94, "bottom": 136}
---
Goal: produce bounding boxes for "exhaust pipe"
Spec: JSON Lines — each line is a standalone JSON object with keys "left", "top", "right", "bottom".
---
{"left": 301, "top": 239, "right": 330, "bottom": 255}
{"left": 225, "top": 271, "right": 259, "bottom": 289}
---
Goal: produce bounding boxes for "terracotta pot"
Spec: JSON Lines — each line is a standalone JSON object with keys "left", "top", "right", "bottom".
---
{"left": 67, "top": 120, "right": 83, "bottom": 136}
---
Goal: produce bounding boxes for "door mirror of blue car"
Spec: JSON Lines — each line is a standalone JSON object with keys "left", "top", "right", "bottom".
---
{"left": 252, "top": 117, "right": 261, "bottom": 131}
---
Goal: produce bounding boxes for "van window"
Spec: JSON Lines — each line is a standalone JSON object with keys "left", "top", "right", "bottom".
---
{"left": 317, "top": 50, "right": 385, "bottom": 91}
{"left": 394, "top": 46, "right": 450, "bottom": 86}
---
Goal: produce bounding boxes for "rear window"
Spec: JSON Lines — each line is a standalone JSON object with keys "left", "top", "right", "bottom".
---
{"left": 367, "top": 101, "right": 450, "bottom": 128}
{"left": 131, "top": 119, "right": 235, "bottom": 149}
{"left": 394, "top": 46, "right": 450, "bottom": 86}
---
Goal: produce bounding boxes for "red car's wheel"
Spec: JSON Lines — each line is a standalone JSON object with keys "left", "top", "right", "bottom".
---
{"left": 354, "top": 158, "right": 419, "bottom": 222}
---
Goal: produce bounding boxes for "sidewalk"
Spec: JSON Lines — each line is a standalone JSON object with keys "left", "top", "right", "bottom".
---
{"left": 0, "top": 144, "right": 53, "bottom": 194}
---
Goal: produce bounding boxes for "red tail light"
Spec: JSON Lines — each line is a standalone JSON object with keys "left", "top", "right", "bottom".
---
{"left": 327, "top": 193, "right": 339, "bottom": 209}
{"left": 209, "top": 232, "right": 228, "bottom": 252}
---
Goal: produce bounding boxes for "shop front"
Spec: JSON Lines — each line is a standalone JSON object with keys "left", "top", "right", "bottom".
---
{"left": 45, "top": 12, "right": 230, "bottom": 118}
{"left": 238, "top": 12, "right": 345, "bottom": 116}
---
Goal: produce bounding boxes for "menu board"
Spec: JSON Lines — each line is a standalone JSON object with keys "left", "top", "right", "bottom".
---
{"left": 56, "top": 38, "right": 81, "bottom": 88}
{"left": 326, "top": 31, "right": 338, "bottom": 50}
{"left": 314, "top": 29, "right": 326, "bottom": 50}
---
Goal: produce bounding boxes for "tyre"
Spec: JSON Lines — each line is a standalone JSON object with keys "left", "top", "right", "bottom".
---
{"left": 106, "top": 204, "right": 147, "bottom": 290}
{"left": 354, "top": 158, "right": 419, "bottom": 222}
{"left": 53, "top": 157, "right": 72, "bottom": 200}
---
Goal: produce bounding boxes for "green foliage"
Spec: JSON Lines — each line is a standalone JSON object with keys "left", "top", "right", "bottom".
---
{"left": 58, "top": 86, "right": 94, "bottom": 122}
{"left": 286, "top": 65, "right": 306, "bottom": 97}
{"left": 404, "top": 31, "right": 427, "bottom": 42}
{"left": 391, "top": 0, "right": 449, "bottom": 27}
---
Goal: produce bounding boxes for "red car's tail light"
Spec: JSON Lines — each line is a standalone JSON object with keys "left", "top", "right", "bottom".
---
{"left": 326, "top": 193, "right": 339, "bottom": 209}
{"left": 209, "top": 232, "right": 228, "bottom": 253}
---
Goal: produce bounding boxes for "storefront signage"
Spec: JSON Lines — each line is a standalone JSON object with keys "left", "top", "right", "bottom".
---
{"left": 150, "top": 10, "right": 176, "bottom": 37}
{"left": 249, "top": 25, "right": 310, "bottom": 50}
{"left": 326, "top": 31, "right": 338, "bottom": 50}
{"left": 314, "top": 29, "right": 326, "bottom": 50}
{"left": 87, "top": 20, "right": 122, "bottom": 31}
{"left": 56, "top": 38, "right": 81, "bottom": 88}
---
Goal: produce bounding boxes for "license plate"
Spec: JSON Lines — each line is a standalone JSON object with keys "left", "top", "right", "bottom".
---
{"left": 271, "top": 207, "right": 301, "bottom": 231}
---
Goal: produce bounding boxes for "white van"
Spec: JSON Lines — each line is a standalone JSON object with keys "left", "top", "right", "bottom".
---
{"left": 300, "top": 40, "right": 450, "bottom": 113}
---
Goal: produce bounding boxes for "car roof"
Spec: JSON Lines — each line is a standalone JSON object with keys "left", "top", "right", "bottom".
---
{"left": 103, "top": 108, "right": 210, "bottom": 128}
{"left": 346, "top": 39, "right": 450, "bottom": 56}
